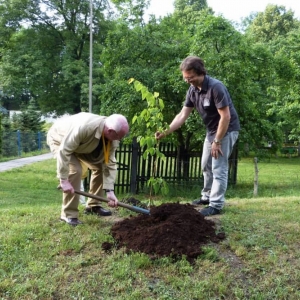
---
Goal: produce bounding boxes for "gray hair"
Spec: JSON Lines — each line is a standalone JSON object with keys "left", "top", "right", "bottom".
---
{"left": 105, "top": 114, "right": 129, "bottom": 134}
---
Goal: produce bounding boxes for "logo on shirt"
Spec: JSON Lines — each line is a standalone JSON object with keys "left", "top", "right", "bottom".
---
{"left": 204, "top": 98, "right": 210, "bottom": 107}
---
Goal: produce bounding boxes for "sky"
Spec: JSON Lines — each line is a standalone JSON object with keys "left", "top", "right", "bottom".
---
{"left": 146, "top": 0, "right": 300, "bottom": 22}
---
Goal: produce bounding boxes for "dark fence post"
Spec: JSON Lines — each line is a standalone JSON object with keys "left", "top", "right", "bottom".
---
{"left": 130, "top": 138, "right": 139, "bottom": 194}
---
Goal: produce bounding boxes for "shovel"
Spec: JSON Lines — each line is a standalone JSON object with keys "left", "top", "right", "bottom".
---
{"left": 74, "top": 189, "right": 150, "bottom": 215}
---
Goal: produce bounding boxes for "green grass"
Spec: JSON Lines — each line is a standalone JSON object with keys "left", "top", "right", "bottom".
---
{"left": 1, "top": 156, "right": 300, "bottom": 299}
{"left": 227, "top": 155, "right": 300, "bottom": 198}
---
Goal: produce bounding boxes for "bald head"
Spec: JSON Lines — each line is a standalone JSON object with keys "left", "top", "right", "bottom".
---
{"left": 104, "top": 114, "right": 129, "bottom": 140}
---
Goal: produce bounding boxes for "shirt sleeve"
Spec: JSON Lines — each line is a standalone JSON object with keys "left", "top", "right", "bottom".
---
{"left": 212, "top": 83, "right": 230, "bottom": 109}
{"left": 184, "top": 87, "right": 195, "bottom": 107}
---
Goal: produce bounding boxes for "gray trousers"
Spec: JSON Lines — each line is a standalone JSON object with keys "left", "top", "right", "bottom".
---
{"left": 201, "top": 131, "right": 239, "bottom": 210}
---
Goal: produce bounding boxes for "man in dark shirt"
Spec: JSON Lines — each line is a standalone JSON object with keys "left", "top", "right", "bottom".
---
{"left": 155, "top": 56, "right": 240, "bottom": 216}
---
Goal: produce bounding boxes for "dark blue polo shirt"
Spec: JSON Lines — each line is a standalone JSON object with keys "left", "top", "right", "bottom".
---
{"left": 184, "top": 75, "right": 240, "bottom": 141}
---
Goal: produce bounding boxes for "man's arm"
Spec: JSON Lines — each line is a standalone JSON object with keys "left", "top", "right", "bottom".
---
{"left": 211, "top": 106, "right": 231, "bottom": 159}
{"left": 215, "top": 106, "right": 231, "bottom": 141}
{"left": 155, "top": 106, "right": 193, "bottom": 139}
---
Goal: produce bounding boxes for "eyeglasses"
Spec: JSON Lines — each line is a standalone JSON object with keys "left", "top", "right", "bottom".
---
{"left": 183, "top": 75, "right": 196, "bottom": 82}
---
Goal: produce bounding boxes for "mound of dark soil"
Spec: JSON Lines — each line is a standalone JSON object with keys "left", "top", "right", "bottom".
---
{"left": 102, "top": 202, "right": 225, "bottom": 262}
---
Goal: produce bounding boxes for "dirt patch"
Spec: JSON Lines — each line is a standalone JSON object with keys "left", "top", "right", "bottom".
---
{"left": 122, "top": 196, "right": 148, "bottom": 209}
{"left": 102, "top": 202, "right": 225, "bottom": 263}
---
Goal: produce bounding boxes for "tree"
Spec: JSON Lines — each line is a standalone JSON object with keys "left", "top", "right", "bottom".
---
{"left": 129, "top": 78, "right": 169, "bottom": 201}
{"left": 187, "top": 11, "right": 288, "bottom": 152}
{"left": 0, "top": 0, "right": 114, "bottom": 115}
{"left": 174, "top": 0, "right": 208, "bottom": 12}
{"left": 245, "top": 4, "right": 300, "bottom": 43}
{"left": 2, "top": 0, "right": 297, "bottom": 156}
{"left": 111, "top": 0, "right": 150, "bottom": 25}
{"left": 245, "top": 5, "right": 300, "bottom": 145}
{"left": 11, "top": 98, "right": 45, "bottom": 132}
{"left": 100, "top": 8, "right": 285, "bottom": 155}
{"left": 265, "top": 27, "right": 300, "bottom": 143}
{"left": 0, "top": 113, "right": 2, "bottom": 155}
{"left": 99, "top": 8, "right": 206, "bottom": 150}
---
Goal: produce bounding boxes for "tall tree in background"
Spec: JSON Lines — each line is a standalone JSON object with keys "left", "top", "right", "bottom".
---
{"left": 111, "top": 0, "right": 150, "bottom": 25}
{"left": 246, "top": 4, "right": 299, "bottom": 43}
{"left": 188, "top": 12, "right": 284, "bottom": 152}
{"left": 0, "top": 0, "right": 114, "bottom": 115}
{"left": 99, "top": 4, "right": 287, "bottom": 153}
{"left": 11, "top": 98, "right": 44, "bottom": 132}
{"left": 1, "top": 0, "right": 300, "bottom": 153}
{"left": 174, "top": 0, "right": 208, "bottom": 12}
{"left": 100, "top": 0, "right": 213, "bottom": 151}
{"left": 246, "top": 4, "right": 300, "bottom": 144}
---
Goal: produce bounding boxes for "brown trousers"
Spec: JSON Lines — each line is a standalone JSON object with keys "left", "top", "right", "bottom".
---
{"left": 61, "top": 154, "right": 105, "bottom": 219}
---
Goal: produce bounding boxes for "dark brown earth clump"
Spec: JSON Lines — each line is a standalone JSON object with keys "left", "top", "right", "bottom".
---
{"left": 102, "top": 202, "right": 225, "bottom": 262}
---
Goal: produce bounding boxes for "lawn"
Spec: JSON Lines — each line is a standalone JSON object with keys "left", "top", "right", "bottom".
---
{"left": 0, "top": 156, "right": 300, "bottom": 299}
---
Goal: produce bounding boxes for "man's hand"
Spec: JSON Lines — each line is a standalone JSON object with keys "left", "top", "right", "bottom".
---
{"left": 155, "top": 131, "right": 165, "bottom": 140}
{"left": 106, "top": 191, "right": 118, "bottom": 207}
{"left": 211, "top": 143, "right": 223, "bottom": 159}
{"left": 59, "top": 179, "right": 75, "bottom": 193}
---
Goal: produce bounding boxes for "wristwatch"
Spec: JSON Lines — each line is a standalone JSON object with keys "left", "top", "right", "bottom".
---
{"left": 213, "top": 138, "right": 221, "bottom": 145}
{"left": 105, "top": 189, "right": 114, "bottom": 193}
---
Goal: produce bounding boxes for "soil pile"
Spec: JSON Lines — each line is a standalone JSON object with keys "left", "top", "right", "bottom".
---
{"left": 102, "top": 202, "right": 225, "bottom": 262}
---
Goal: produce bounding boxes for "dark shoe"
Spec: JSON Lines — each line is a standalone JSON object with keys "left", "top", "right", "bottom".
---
{"left": 199, "top": 206, "right": 221, "bottom": 216}
{"left": 192, "top": 198, "right": 209, "bottom": 205}
{"left": 60, "top": 217, "right": 83, "bottom": 226}
{"left": 84, "top": 206, "right": 112, "bottom": 216}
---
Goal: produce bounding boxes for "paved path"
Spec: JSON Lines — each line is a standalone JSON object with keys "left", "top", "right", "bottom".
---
{"left": 0, "top": 152, "right": 53, "bottom": 172}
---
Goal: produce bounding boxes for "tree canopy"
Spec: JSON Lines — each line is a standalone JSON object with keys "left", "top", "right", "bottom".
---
{"left": 1, "top": 0, "right": 300, "bottom": 153}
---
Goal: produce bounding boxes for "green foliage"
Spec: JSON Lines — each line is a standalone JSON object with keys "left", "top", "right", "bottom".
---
{"left": 1, "top": 0, "right": 300, "bottom": 157}
{"left": 110, "top": 0, "right": 149, "bottom": 25}
{"left": 186, "top": 13, "right": 287, "bottom": 152}
{"left": 0, "top": 116, "right": 18, "bottom": 156}
{"left": 174, "top": 0, "right": 208, "bottom": 12}
{"left": 0, "top": 0, "right": 113, "bottom": 115}
{"left": 264, "top": 28, "right": 300, "bottom": 142}
{"left": 244, "top": 5, "right": 300, "bottom": 143}
{"left": 99, "top": 6, "right": 298, "bottom": 155}
{"left": 8, "top": 99, "right": 44, "bottom": 133}
{"left": 245, "top": 4, "right": 300, "bottom": 43}
{"left": 99, "top": 10, "right": 208, "bottom": 151}
{"left": 0, "top": 99, "right": 46, "bottom": 156}
{"left": 0, "top": 113, "right": 1, "bottom": 155}
{"left": 129, "top": 78, "right": 169, "bottom": 200}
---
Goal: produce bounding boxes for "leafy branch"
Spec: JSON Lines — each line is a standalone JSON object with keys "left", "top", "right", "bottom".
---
{"left": 128, "top": 78, "right": 169, "bottom": 205}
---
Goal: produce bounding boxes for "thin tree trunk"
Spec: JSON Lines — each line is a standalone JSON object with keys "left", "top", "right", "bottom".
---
{"left": 253, "top": 157, "right": 258, "bottom": 196}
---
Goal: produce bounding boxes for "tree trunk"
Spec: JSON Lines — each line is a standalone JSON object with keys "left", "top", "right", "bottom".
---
{"left": 253, "top": 157, "right": 259, "bottom": 196}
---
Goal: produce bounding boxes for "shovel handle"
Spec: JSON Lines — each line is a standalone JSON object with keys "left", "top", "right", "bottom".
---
{"left": 74, "top": 190, "right": 150, "bottom": 215}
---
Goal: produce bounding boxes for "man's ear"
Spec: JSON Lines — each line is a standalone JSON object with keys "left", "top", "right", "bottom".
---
{"left": 107, "top": 129, "right": 118, "bottom": 137}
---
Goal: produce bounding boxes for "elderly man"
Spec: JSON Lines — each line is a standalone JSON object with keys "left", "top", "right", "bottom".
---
{"left": 47, "top": 112, "right": 129, "bottom": 226}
